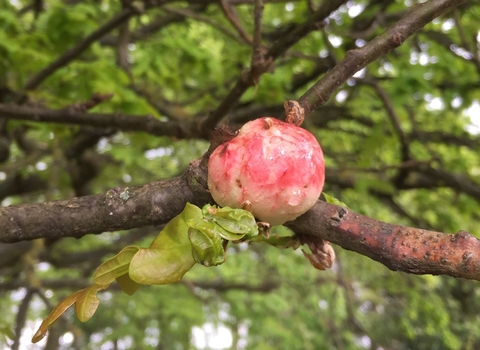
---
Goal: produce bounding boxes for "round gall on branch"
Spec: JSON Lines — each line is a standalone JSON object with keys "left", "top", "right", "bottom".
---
{"left": 208, "top": 117, "right": 325, "bottom": 225}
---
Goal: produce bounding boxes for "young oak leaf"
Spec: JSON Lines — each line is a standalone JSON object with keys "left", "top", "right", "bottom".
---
{"left": 203, "top": 205, "right": 259, "bottom": 240}
{"left": 128, "top": 203, "right": 202, "bottom": 284}
{"left": 116, "top": 273, "right": 142, "bottom": 296}
{"left": 32, "top": 283, "right": 109, "bottom": 343}
{"left": 93, "top": 245, "right": 140, "bottom": 286}
{"left": 32, "top": 290, "right": 82, "bottom": 343}
{"left": 74, "top": 284, "right": 110, "bottom": 322}
{"left": 323, "top": 192, "right": 350, "bottom": 209}
{"left": 188, "top": 225, "right": 226, "bottom": 267}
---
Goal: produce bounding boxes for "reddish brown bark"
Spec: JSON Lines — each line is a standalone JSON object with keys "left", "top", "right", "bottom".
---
{"left": 287, "top": 201, "right": 480, "bottom": 280}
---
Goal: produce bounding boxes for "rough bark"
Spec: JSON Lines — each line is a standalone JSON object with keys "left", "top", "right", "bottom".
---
{"left": 1, "top": 158, "right": 479, "bottom": 281}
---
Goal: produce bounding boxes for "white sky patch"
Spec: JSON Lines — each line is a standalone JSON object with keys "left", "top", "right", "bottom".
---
{"left": 353, "top": 68, "right": 366, "bottom": 79}
{"left": 144, "top": 146, "right": 173, "bottom": 159}
{"left": 328, "top": 34, "right": 343, "bottom": 48}
{"left": 8, "top": 0, "right": 20, "bottom": 7}
{"left": 96, "top": 138, "right": 112, "bottom": 153}
{"left": 318, "top": 49, "right": 329, "bottom": 58}
{"left": 378, "top": 62, "right": 395, "bottom": 75}
{"left": 347, "top": 3, "right": 365, "bottom": 18}
{"left": 37, "top": 262, "right": 51, "bottom": 271}
{"left": 451, "top": 96, "right": 463, "bottom": 108}
{"left": 0, "top": 172, "right": 6, "bottom": 181}
{"left": 192, "top": 323, "right": 233, "bottom": 349}
{"left": 355, "top": 335, "right": 372, "bottom": 349}
{"left": 2, "top": 197, "right": 12, "bottom": 206}
{"left": 450, "top": 45, "right": 473, "bottom": 60}
{"left": 59, "top": 332, "right": 74, "bottom": 347}
{"left": 441, "top": 18, "right": 455, "bottom": 32}
{"left": 35, "top": 162, "right": 47, "bottom": 171}
{"left": 20, "top": 320, "right": 47, "bottom": 349}
{"left": 464, "top": 100, "right": 480, "bottom": 134}
{"left": 355, "top": 39, "right": 366, "bottom": 47}
{"left": 336, "top": 90, "right": 348, "bottom": 103}
{"left": 419, "top": 52, "right": 429, "bottom": 66}
{"left": 425, "top": 96, "right": 445, "bottom": 111}
{"left": 285, "top": 2, "right": 294, "bottom": 11}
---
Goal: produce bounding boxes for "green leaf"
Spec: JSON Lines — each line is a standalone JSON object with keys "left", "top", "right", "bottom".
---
{"left": 128, "top": 203, "right": 202, "bottom": 284}
{"left": 74, "top": 284, "right": 110, "bottom": 322}
{"left": 189, "top": 204, "right": 259, "bottom": 241}
{"left": 206, "top": 205, "right": 259, "bottom": 239}
{"left": 188, "top": 227, "right": 226, "bottom": 266}
{"left": 33, "top": 283, "right": 109, "bottom": 343}
{"left": 116, "top": 273, "right": 142, "bottom": 296}
{"left": 32, "top": 291, "right": 81, "bottom": 343}
{"left": 93, "top": 245, "right": 140, "bottom": 285}
{"left": 323, "top": 193, "right": 350, "bottom": 209}
{"left": 250, "top": 234, "right": 300, "bottom": 249}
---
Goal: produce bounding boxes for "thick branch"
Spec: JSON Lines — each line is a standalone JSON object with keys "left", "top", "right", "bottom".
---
{"left": 0, "top": 160, "right": 211, "bottom": 242}
{"left": 299, "top": 0, "right": 467, "bottom": 115}
{"left": 286, "top": 201, "right": 480, "bottom": 280}
{"left": 0, "top": 104, "right": 200, "bottom": 139}
{"left": 1, "top": 159, "right": 479, "bottom": 281}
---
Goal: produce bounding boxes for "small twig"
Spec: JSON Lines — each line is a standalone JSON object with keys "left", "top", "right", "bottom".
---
{"left": 219, "top": 0, "right": 253, "bottom": 45}
{"left": 201, "top": 0, "right": 345, "bottom": 133}
{"left": 453, "top": 8, "right": 480, "bottom": 75}
{"left": 11, "top": 289, "right": 36, "bottom": 350}
{"left": 70, "top": 93, "right": 114, "bottom": 112}
{"left": 364, "top": 79, "right": 411, "bottom": 161}
{"left": 163, "top": 6, "right": 247, "bottom": 45}
{"left": 24, "top": 8, "right": 136, "bottom": 91}
{"left": 298, "top": 0, "right": 468, "bottom": 115}
{"left": 115, "top": 9, "right": 131, "bottom": 73}
{"left": 0, "top": 104, "right": 201, "bottom": 139}
{"left": 250, "top": 0, "right": 265, "bottom": 69}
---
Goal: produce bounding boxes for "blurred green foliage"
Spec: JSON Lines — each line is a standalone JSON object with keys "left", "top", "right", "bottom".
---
{"left": 1, "top": 0, "right": 480, "bottom": 349}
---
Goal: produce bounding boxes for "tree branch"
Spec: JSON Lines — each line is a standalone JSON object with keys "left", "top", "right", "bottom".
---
{"left": 1, "top": 158, "right": 479, "bottom": 281}
{"left": 218, "top": 0, "right": 253, "bottom": 45}
{"left": 0, "top": 159, "right": 211, "bottom": 243}
{"left": 286, "top": 201, "right": 480, "bottom": 280}
{"left": 12, "top": 289, "right": 35, "bottom": 350}
{"left": 201, "top": 0, "right": 346, "bottom": 133}
{"left": 24, "top": 8, "right": 136, "bottom": 91}
{"left": 0, "top": 104, "right": 200, "bottom": 139}
{"left": 250, "top": 0, "right": 265, "bottom": 68}
{"left": 298, "top": 0, "right": 468, "bottom": 115}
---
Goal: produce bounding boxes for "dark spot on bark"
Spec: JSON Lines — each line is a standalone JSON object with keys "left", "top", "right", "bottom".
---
{"left": 424, "top": 251, "right": 430, "bottom": 260}
{"left": 413, "top": 247, "right": 418, "bottom": 252}
{"left": 236, "top": 179, "right": 242, "bottom": 188}
{"left": 328, "top": 207, "right": 348, "bottom": 227}
{"left": 457, "top": 230, "right": 471, "bottom": 239}
{"left": 440, "top": 257, "right": 449, "bottom": 264}
{"left": 392, "top": 32, "right": 405, "bottom": 46}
